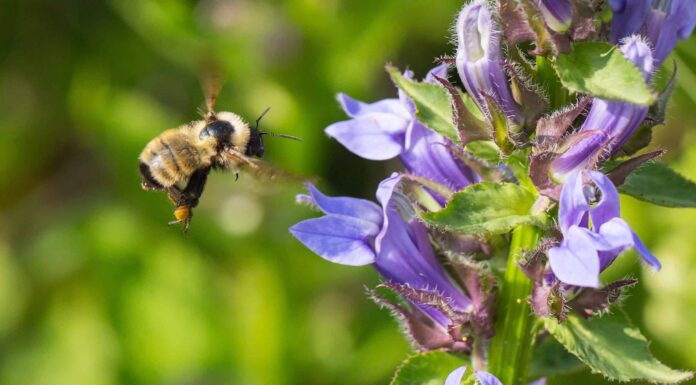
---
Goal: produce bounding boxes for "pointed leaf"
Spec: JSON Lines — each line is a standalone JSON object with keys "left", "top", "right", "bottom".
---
{"left": 433, "top": 75, "right": 490, "bottom": 145}
{"left": 368, "top": 288, "right": 457, "bottom": 352}
{"left": 554, "top": 41, "right": 655, "bottom": 105}
{"left": 606, "top": 150, "right": 664, "bottom": 186}
{"left": 422, "top": 182, "right": 542, "bottom": 235}
{"left": 618, "top": 161, "right": 696, "bottom": 208}
{"left": 535, "top": 96, "right": 591, "bottom": 150}
{"left": 499, "top": 0, "right": 536, "bottom": 45}
{"left": 545, "top": 312, "right": 693, "bottom": 383}
{"left": 387, "top": 65, "right": 459, "bottom": 143}
{"left": 391, "top": 351, "right": 468, "bottom": 385}
{"left": 651, "top": 61, "right": 678, "bottom": 124}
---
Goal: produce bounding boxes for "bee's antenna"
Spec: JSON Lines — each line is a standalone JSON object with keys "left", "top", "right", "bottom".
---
{"left": 254, "top": 107, "right": 302, "bottom": 141}
{"left": 254, "top": 107, "right": 271, "bottom": 130}
{"left": 260, "top": 132, "right": 302, "bottom": 141}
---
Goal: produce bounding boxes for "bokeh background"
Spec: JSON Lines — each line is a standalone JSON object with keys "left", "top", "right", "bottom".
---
{"left": 1, "top": 1, "right": 696, "bottom": 384}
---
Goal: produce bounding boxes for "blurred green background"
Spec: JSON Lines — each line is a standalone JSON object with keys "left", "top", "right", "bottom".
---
{"left": 1, "top": 1, "right": 695, "bottom": 384}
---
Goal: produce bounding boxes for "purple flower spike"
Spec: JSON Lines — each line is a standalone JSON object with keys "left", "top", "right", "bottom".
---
{"left": 610, "top": 0, "right": 696, "bottom": 65}
{"left": 535, "top": 0, "right": 573, "bottom": 33}
{"left": 455, "top": 0, "right": 522, "bottom": 126}
{"left": 552, "top": 36, "right": 653, "bottom": 179}
{"left": 548, "top": 171, "right": 661, "bottom": 288}
{"left": 326, "top": 66, "right": 478, "bottom": 196}
{"left": 292, "top": 174, "right": 472, "bottom": 330}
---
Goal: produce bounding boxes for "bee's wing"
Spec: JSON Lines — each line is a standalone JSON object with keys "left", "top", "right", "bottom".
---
{"left": 200, "top": 60, "right": 223, "bottom": 121}
{"left": 222, "top": 149, "right": 308, "bottom": 184}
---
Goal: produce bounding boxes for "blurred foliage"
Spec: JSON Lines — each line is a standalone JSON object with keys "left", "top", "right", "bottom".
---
{"left": 0, "top": 1, "right": 695, "bottom": 384}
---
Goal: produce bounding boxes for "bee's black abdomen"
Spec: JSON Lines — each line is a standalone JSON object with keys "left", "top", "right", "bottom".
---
{"left": 139, "top": 162, "right": 163, "bottom": 190}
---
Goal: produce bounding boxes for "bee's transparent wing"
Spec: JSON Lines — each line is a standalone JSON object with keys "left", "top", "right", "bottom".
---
{"left": 200, "top": 60, "right": 223, "bottom": 122}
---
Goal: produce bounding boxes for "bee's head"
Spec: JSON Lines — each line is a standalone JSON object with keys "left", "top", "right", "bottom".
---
{"left": 199, "top": 111, "right": 250, "bottom": 151}
{"left": 246, "top": 126, "right": 265, "bottom": 157}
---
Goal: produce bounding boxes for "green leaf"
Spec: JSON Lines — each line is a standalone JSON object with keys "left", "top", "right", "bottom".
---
{"left": 421, "top": 182, "right": 541, "bottom": 235}
{"left": 529, "top": 337, "right": 584, "bottom": 380}
{"left": 555, "top": 41, "right": 655, "bottom": 105}
{"left": 390, "top": 351, "right": 467, "bottom": 385}
{"left": 618, "top": 161, "right": 696, "bottom": 208}
{"left": 545, "top": 312, "right": 693, "bottom": 383}
{"left": 465, "top": 141, "right": 500, "bottom": 164}
{"left": 386, "top": 65, "right": 460, "bottom": 143}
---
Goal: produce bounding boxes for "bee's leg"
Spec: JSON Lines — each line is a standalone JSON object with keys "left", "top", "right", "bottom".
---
{"left": 169, "top": 205, "right": 192, "bottom": 234}
{"left": 166, "top": 187, "right": 192, "bottom": 233}
{"left": 165, "top": 168, "right": 211, "bottom": 234}
{"left": 234, "top": 172, "right": 239, "bottom": 181}
{"left": 182, "top": 167, "right": 210, "bottom": 206}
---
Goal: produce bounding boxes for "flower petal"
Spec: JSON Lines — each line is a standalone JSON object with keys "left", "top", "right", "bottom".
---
{"left": 632, "top": 231, "right": 662, "bottom": 270}
{"left": 401, "top": 122, "right": 478, "bottom": 193}
{"left": 325, "top": 113, "right": 408, "bottom": 160}
{"left": 595, "top": 217, "right": 634, "bottom": 251}
{"left": 558, "top": 170, "right": 590, "bottom": 233}
{"left": 424, "top": 63, "right": 449, "bottom": 83}
{"left": 445, "top": 366, "right": 468, "bottom": 385}
{"left": 336, "top": 93, "right": 409, "bottom": 118}
{"left": 551, "top": 131, "right": 609, "bottom": 178}
{"left": 303, "top": 183, "right": 382, "bottom": 225}
{"left": 474, "top": 371, "right": 503, "bottom": 385}
{"left": 289, "top": 215, "right": 379, "bottom": 266}
{"left": 587, "top": 171, "right": 621, "bottom": 228}
{"left": 548, "top": 226, "right": 601, "bottom": 287}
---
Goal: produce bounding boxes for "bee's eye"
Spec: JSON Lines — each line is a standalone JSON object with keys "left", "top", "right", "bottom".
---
{"left": 200, "top": 120, "right": 234, "bottom": 140}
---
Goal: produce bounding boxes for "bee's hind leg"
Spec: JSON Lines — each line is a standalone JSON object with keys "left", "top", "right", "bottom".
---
{"left": 165, "top": 168, "right": 210, "bottom": 234}
{"left": 166, "top": 187, "right": 193, "bottom": 234}
{"left": 168, "top": 204, "right": 192, "bottom": 234}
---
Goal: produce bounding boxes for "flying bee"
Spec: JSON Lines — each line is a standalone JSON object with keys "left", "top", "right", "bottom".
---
{"left": 138, "top": 74, "right": 301, "bottom": 233}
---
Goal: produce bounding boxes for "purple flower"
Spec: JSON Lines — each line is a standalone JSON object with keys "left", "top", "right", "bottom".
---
{"left": 609, "top": 0, "right": 652, "bottom": 44}
{"left": 610, "top": 0, "right": 696, "bottom": 65}
{"left": 535, "top": 0, "right": 573, "bottom": 33}
{"left": 547, "top": 170, "right": 660, "bottom": 288}
{"left": 290, "top": 174, "right": 472, "bottom": 329}
{"left": 455, "top": 0, "right": 522, "bottom": 126}
{"left": 445, "top": 366, "right": 502, "bottom": 385}
{"left": 551, "top": 36, "right": 653, "bottom": 178}
{"left": 325, "top": 65, "right": 479, "bottom": 194}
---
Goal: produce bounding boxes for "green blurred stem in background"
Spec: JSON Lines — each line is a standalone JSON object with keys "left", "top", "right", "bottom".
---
{"left": 487, "top": 224, "right": 543, "bottom": 385}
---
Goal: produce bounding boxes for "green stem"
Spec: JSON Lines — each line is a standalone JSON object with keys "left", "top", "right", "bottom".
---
{"left": 487, "top": 224, "right": 543, "bottom": 385}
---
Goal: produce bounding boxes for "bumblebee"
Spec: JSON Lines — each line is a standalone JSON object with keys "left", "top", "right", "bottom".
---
{"left": 138, "top": 78, "right": 300, "bottom": 233}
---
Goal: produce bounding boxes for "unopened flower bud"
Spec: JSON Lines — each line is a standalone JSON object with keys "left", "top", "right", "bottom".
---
{"left": 535, "top": 0, "right": 573, "bottom": 33}
{"left": 456, "top": 0, "right": 522, "bottom": 125}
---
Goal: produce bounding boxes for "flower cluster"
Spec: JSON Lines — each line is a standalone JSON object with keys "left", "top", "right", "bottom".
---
{"left": 291, "top": 0, "right": 696, "bottom": 383}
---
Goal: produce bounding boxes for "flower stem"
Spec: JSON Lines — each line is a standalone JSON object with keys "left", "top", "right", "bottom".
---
{"left": 487, "top": 224, "right": 543, "bottom": 385}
